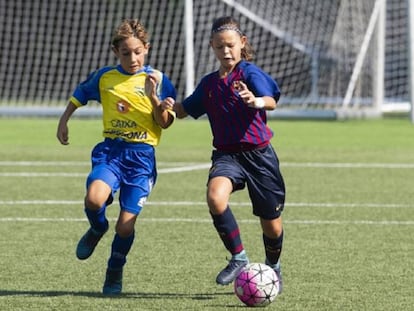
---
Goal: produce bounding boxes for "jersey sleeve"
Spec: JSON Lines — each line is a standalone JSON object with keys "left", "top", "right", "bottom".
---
{"left": 159, "top": 74, "right": 177, "bottom": 100}
{"left": 70, "top": 66, "right": 114, "bottom": 106}
{"left": 182, "top": 80, "right": 207, "bottom": 119}
{"left": 245, "top": 65, "right": 281, "bottom": 102}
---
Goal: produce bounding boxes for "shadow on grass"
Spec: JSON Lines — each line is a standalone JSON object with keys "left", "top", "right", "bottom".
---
{"left": 0, "top": 289, "right": 234, "bottom": 300}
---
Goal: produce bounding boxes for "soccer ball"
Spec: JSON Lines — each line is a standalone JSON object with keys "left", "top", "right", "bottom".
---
{"left": 234, "top": 263, "right": 279, "bottom": 307}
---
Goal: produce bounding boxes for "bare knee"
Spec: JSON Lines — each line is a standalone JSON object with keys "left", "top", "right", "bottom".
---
{"left": 85, "top": 180, "right": 111, "bottom": 210}
{"left": 206, "top": 188, "right": 223, "bottom": 212}
{"left": 115, "top": 211, "right": 137, "bottom": 237}
{"left": 261, "top": 217, "right": 283, "bottom": 239}
{"left": 207, "top": 177, "right": 233, "bottom": 215}
{"left": 84, "top": 196, "right": 102, "bottom": 210}
{"left": 115, "top": 224, "right": 135, "bottom": 238}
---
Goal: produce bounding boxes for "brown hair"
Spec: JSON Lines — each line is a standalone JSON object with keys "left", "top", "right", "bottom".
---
{"left": 210, "top": 16, "right": 254, "bottom": 61}
{"left": 111, "top": 19, "right": 149, "bottom": 48}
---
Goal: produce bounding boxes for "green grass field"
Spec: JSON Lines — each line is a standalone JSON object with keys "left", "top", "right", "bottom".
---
{"left": 0, "top": 117, "right": 413, "bottom": 310}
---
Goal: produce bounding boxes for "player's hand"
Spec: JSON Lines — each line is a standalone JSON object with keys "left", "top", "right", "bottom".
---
{"left": 56, "top": 123, "right": 69, "bottom": 145}
{"left": 161, "top": 97, "right": 175, "bottom": 110}
{"left": 235, "top": 81, "right": 256, "bottom": 107}
{"left": 145, "top": 72, "right": 161, "bottom": 98}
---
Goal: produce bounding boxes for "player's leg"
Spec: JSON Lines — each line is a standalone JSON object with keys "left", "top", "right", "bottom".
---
{"left": 103, "top": 157, "right": 154, "bottom": 295}
{"left": 103, "top": 209, "right": 137, "bottom": 295}
{"left": 261, "top": 217, "right": 284, "bottom": 294}
{"left": 76, "top": 168, "right": 118, "bottom": 260}
{"left": 207, "top": 175, "right": 249, "bottom": 285}
{"left": 76, "top": 140, "right": 121, "bottom": 260}
{"left": 84, "top": 179, "right": 112, "bottom": 231}
{"left": 245, "top": 144, "right": 286, "bottom": 293}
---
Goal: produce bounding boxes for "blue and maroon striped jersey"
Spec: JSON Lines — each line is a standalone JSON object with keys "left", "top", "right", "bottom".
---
{"left": 182, "top": 61, "right": 280, "bottom": 151}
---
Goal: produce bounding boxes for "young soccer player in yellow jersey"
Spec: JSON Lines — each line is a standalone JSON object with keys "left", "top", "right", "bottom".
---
{"left": 56, "top": 19, "right": 176, "bottom": 295}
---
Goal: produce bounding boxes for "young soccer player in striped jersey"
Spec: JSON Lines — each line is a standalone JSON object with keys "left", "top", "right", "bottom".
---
{"left": 56, "top": 19, "right": 176, "bottom": 295}
{"left": 163, "top": 16, "right": 286, "bottom": 293}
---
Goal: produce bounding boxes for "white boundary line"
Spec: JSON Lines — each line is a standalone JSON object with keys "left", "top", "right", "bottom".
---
{"left": 0, "top": 200, "right": 412, "bottom": 225}
{"left": 0, "top": 161, "right": 205, "bottom": 166}
{"left": 1, "top": 160, "right": 414, "bottom": 177}
{"left": 0, "top": 172, "right": 87, "bottom": 177}
{"left": 0, "top": 217, "right": 412, "bottom": 225}
{"left": 0, "top": 164, "right": 212, "bottom": 177}
{"left": 1, "top": 161, "right": 414, "bottom": 169}
{"left": 0, "top": 161, "right": 90, "bottom": 166}
{"left": 1, "top": 161, "right": 412, "bottom": 225}
{"left": 282, "top": 162, "right": 414, "bottom": 169}
{"left": 0, "top": 200, "right": 412, "bottom": 208}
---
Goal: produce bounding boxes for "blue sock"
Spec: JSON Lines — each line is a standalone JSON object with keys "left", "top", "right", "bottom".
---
{"left": 108, "top": 232, "right": 135, "bottom": 269}
{"left": 85, "top": 206, "right": 109, "bottom": 234}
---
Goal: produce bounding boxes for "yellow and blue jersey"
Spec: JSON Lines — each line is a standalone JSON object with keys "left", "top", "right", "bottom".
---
{"left": 70, "top": 64, "right": 176, "bottom": 146}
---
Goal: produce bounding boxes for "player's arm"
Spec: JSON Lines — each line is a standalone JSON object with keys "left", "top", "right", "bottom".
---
{"left": 160, "top": 82, "right": 207, "bottom": 119}
{"left": 57, "top": 101, "right": 78, "bottom": 145}
{"left": 145, "top": 73, "right": 175, "bottom": 128}
{"left": 171, "top": 102, "right": 188, "bottom": 119}
{"left": 159, "top": 100, "right": 188, "bottom": 119}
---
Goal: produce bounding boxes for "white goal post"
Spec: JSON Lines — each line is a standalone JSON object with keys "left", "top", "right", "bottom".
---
{"left": 408, "top": 0, "right": 414, "bottom": 122}
{"left": 202, "top": 0, "right": 411, "bottom": 120}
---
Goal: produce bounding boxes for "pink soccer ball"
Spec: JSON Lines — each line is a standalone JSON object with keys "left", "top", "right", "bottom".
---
{"left": 234, "top": 263, "right": 279, "bottom": 307}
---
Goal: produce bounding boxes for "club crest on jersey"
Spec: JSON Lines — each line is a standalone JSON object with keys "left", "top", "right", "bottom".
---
{"left": 116, "top": 100, "right": 130, "bottom": 113}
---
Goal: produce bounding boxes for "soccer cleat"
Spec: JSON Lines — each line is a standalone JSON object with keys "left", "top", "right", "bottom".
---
{"left": 266, "top": 259, "right": 283, "bottom": 294}
{"left": 76, "top": 227, "right": 107, "bottom": 260}
{"left": 216, "top": 259, "right": 248, "bottom": 285}
{"left": 102, "top": 268, "right": 123, "bottom": 295}
{"left": 274, "top": 265, "right": 283, "bottom": 295}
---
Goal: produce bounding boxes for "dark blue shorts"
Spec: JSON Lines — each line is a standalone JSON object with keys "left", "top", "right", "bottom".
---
{"left": 86, "top": 138, "right": 156, "bottom": 215}
{"left": 208, "top": 144, "right": 285, "bottom": 219}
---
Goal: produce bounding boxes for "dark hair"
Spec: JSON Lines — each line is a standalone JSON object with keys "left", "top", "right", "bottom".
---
{"left": 210, "top": 16, "right": 254, "bottom": 61}
{"left": 111, "top": 19, "right": 149, "bottom": 48}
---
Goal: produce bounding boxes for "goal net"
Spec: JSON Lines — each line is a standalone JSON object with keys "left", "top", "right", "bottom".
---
{"left": 0, "top": 0, "right": 410, "bottom": 118}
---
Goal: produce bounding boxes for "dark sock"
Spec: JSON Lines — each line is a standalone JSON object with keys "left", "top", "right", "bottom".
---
{"left": 210, "top": 207, "right": 244, "bottom": 255}
{"left": 263, "top": 231, "right": 283, "bottom": 265}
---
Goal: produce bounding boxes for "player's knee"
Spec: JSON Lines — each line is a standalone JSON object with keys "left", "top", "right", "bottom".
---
{"left": 261, "top": 217, "right": 283, "bottom": 238}
{"left": 84, "top": 190, "right": 110, "bottom": 210}
{"left": 84, "top": 195, "right": 103, "bottom": 210}
{"left": 115, "top": 223, "right": 134, "bottom": 238}
{"left": 85, "top": 180, "right": 111, "bottom": 210}
{"left": 206, "top": 191, "right": 226, "bottom": 213}
{"left": 207, "top": 180, "right": 231, "bottom": 210}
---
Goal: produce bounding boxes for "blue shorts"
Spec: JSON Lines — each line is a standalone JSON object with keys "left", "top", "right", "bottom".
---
{"left": 208, "top": 144, "right": 285, "bottom": 219}
{"left": 86, "top": 138, "right": 156, "bottom": 215}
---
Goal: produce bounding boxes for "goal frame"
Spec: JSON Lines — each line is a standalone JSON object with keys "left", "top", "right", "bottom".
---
{"left": 184, "top": 0, "right": 413, "bottom": 121}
